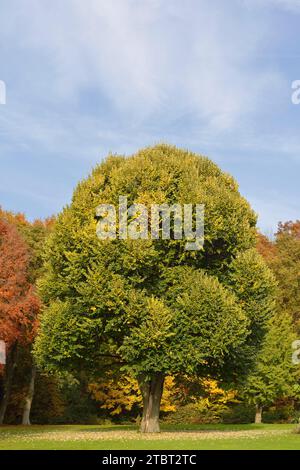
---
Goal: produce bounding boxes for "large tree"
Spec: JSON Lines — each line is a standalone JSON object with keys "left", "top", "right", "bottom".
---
{"left": 34, "top": 144, "right": 276, "bottom": 432}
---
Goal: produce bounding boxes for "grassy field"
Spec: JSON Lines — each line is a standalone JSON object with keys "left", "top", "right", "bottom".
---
{"left": 0, "top": 423, "right": 300, "bottom": 450}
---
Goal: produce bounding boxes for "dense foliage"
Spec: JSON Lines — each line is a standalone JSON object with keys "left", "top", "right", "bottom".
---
{"left": 34, "top": 145, "right": 276, "bottom": 431}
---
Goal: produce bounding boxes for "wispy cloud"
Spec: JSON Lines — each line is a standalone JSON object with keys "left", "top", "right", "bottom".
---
{"left": 1, "top": 0, "right": 284, "bottom": 127}
{"left": 0, "top": 0, "right": 299, "bottom": 229}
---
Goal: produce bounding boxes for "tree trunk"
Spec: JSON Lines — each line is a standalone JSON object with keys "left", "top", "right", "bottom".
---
{"left": 255, "top": 404, "right": 263, "bottom": 424}
{"left": 0, "top": 343, "right": 18, "bottom": 424}
{"left": 139, "top": 373, "right": 165, "bottom": 433}
{"left": 22, "top": 364, "right": 36, "bottom": 425}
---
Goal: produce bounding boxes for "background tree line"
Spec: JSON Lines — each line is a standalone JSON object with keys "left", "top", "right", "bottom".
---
{"left": 0, "top": 145, "right": 300, "bottom": 428}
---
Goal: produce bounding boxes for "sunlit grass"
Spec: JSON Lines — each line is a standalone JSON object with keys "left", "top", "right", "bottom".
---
{"left": 0, "top": 423, "right": 299, "bottom": 450}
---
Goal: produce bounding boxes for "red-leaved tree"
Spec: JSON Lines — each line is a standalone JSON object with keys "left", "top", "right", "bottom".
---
{"left": 0, "top": 217, "right": 40, "bottom": 424}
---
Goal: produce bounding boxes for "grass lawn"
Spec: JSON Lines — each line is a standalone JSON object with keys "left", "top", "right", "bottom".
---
{"left": 0, "top": 423, "right": 300, "bottom": 450}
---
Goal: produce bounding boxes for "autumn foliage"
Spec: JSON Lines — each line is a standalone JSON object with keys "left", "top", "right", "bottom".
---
{"left": 0, "top": 217, "right": 40, "bottom": 351}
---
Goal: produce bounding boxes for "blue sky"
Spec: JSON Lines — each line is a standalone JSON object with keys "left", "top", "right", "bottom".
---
{"left": 0, "top": 0, "right": 300, "bottom": 234}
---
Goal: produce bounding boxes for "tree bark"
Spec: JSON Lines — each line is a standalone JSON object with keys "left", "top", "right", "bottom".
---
{"left": 139, "top": 373, "right": 165, "bottom": 433}
{"left": 255, "top": 404, "right": 263, "bottom": 424}
{"left": 0, "top": 343, "right": 18, "bottom": 424}
{"left": 22, "top": 364, "right": 36, "bottom": 425}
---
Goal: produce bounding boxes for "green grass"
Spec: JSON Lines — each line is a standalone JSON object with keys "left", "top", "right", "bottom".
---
{"left": 0, "top": 423, "right": 300, "bottom": 450}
